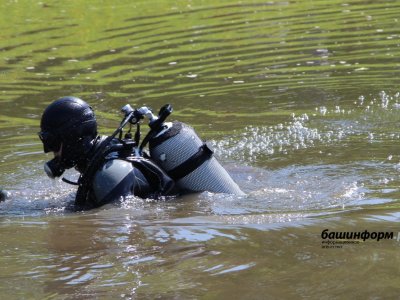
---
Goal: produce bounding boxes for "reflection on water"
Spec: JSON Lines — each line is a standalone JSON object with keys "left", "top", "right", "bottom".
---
{"left": 1, "top": 0, "right": 400, "bottom": 298}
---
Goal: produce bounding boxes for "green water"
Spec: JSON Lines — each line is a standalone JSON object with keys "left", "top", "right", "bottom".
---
{"left": 1, "top": 0, "right": 400, "bottom": 299}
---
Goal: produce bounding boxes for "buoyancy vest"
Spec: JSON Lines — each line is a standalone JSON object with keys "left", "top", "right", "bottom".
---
{"left": 75, "top": 136, "right": 175, "bottom": 209}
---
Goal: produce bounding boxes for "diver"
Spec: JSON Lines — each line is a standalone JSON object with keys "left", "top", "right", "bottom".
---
{"left": 38, "top": 96, "right": 243, "bottom": 209}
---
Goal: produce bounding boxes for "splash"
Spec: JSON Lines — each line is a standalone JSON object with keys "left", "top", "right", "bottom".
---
{"left": 0, "top": 162, "right": 78, "bottom": 216}
{"left": 213, "top": 91, "right": 400, "bottom": 164}
{"left": 212, "top": 112, "right": 347, "bottom": 163}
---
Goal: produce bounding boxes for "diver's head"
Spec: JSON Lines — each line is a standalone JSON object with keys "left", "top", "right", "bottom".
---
{"left": 38, "top": 96, "right": 97, "bottom": 178}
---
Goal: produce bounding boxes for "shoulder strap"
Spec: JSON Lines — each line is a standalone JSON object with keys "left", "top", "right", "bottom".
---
{"left": 123, "top": 156, "right": 176, "bottom": 197}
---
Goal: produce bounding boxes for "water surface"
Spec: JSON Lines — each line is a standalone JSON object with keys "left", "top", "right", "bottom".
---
{"left": 1, "top": 0, "right": 400, "bottom": 299}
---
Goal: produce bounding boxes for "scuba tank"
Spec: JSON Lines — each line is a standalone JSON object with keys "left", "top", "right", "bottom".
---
{"left": 74, "top": 106, "right": 176, "bottom": 208}
{"left": 83, "top": 137, "right": 175, "bottom": 207}
{"left": 74, "top": 103, "right": 243, "bottom": 208}
{"left": 144, "top": 105, "right": 244, "bottom": 195}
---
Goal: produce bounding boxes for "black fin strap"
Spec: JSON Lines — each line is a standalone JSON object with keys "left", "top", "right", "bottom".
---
{"left": 167, "top": 143, "right": 213, "bottom": 181}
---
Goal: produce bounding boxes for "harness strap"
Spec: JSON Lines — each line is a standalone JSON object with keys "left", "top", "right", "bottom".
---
{"left": 167, "top": 142, "right": 213, "bottom": 181}
{"left": 125, "top": 157, "right": 175, "bottom": 196}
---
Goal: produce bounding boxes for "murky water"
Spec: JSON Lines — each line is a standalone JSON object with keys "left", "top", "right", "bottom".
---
{"left": 1, "top": 0, "right": 400, "bottom": 298}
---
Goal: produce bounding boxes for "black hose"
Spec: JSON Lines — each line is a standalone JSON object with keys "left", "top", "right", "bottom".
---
{"left": 0, "top": 189, "right": 7, "bottom": 202}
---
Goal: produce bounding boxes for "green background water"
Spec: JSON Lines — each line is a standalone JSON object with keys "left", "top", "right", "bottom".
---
{"left": 1, "top": 0, "right": 400, "bottom": 298}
